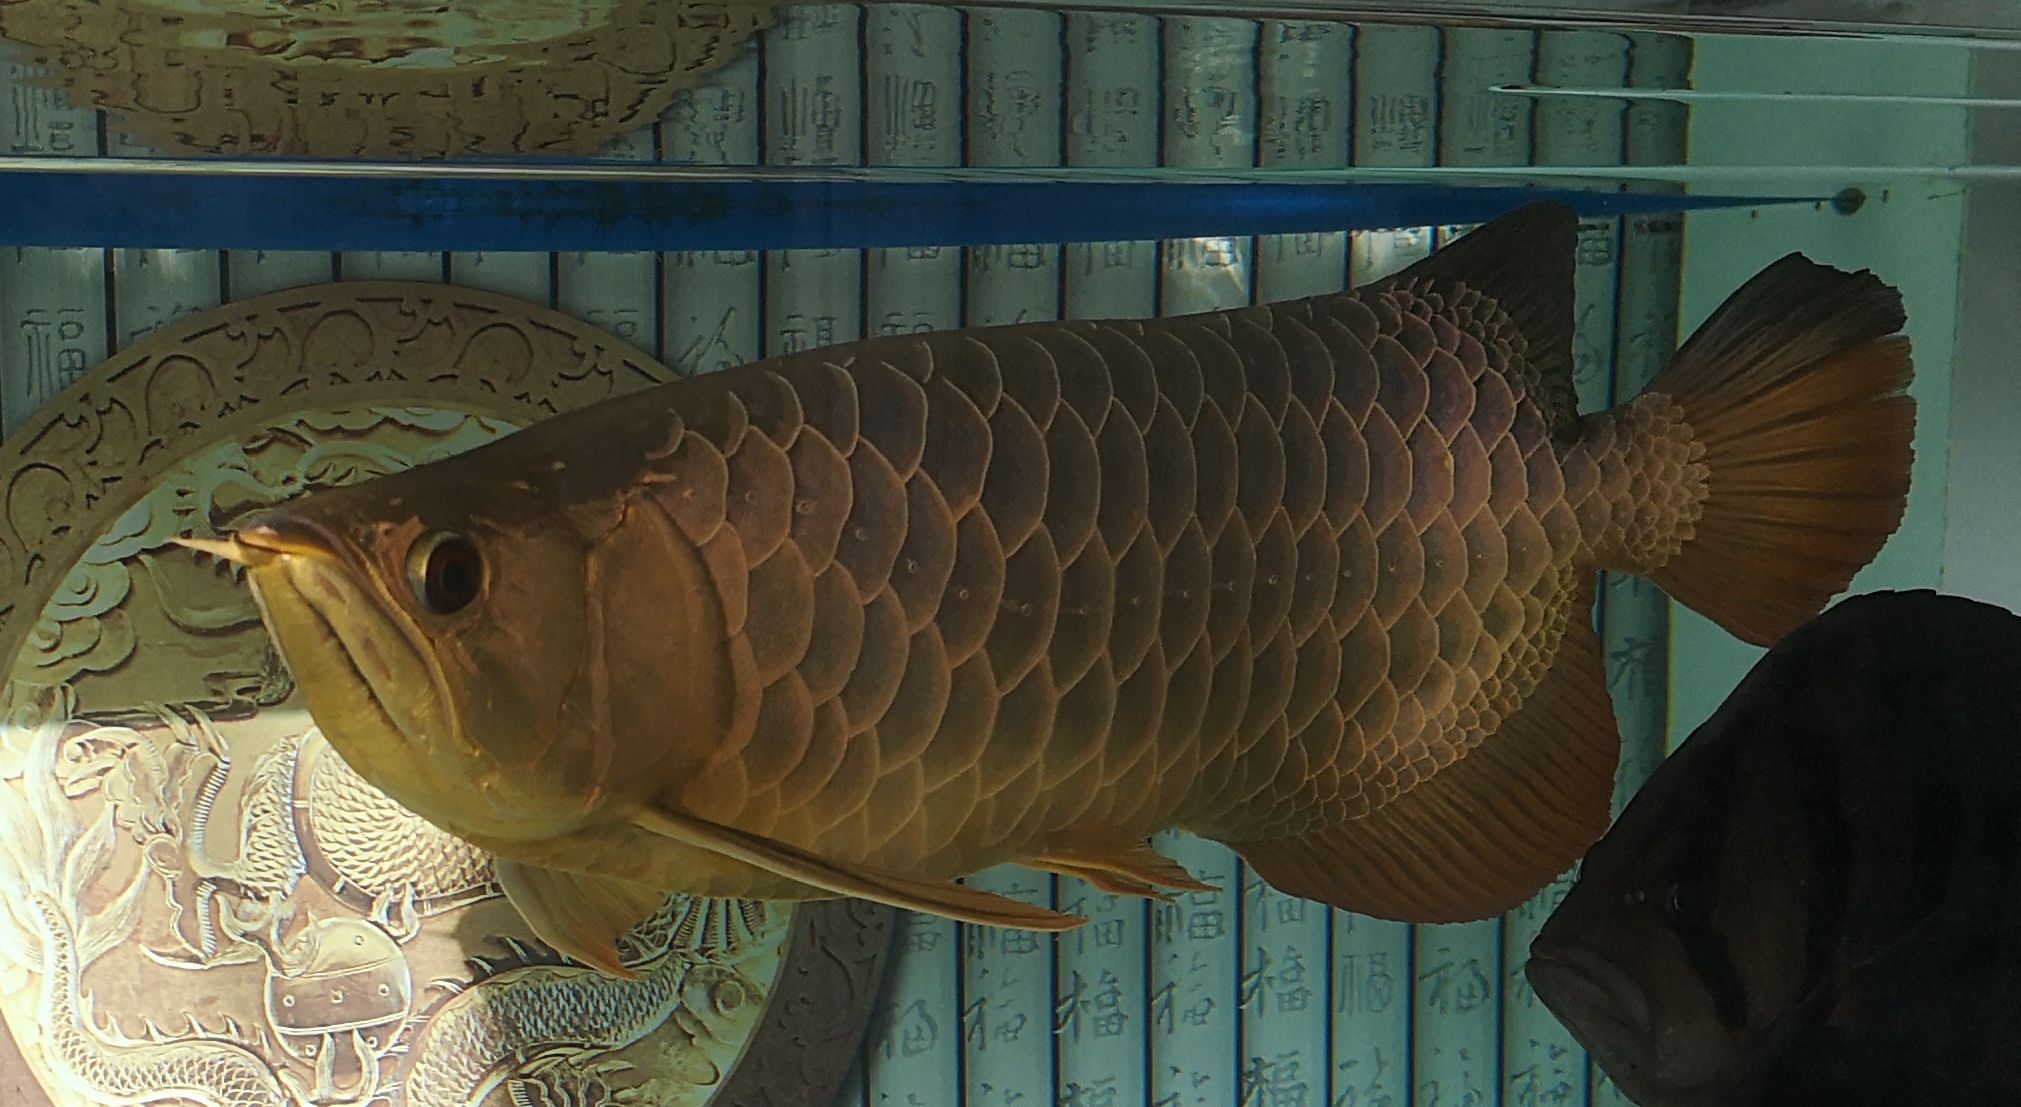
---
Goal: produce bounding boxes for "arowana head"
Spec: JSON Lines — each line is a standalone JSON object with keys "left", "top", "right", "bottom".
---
{"left": 181, "top": 443, "right": 733, "bottom": 848}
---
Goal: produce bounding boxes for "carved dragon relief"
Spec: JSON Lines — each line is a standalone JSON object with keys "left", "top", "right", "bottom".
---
{"left": 0, "top": 1, "right": 774, "bottom": 159}
{"left": 0, "top": 283, "right": 895, "bottom": 1107}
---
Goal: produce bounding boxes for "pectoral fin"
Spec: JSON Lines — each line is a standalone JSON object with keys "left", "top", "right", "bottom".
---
{"left": 493, "top": 859, "right": 671, "bottom": 979}
{"left": 632, "top": 804, "right": 1085, "bottom": 931}
{"left": 1029, "top": 837, "right": 1220, "bottom": 901}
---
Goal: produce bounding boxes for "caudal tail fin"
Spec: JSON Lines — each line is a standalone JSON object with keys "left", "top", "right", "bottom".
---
{"left": 1635, "top": 254, "right": 1914, "bottom": 647}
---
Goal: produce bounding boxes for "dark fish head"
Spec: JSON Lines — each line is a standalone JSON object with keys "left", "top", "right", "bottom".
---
{"left": 1530, "top": 589, "right": 2021, "bottom": 1105}
{"left": 1527, "top": 681, "right": 1833, "bottom": 1105}
{"left": 207, "top": 439, "right": 733, "bottom": 849}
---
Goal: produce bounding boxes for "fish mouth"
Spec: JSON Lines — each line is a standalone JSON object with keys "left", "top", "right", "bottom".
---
{"left": 1525, "top": 941, "right": 1655, "bottom": 1047}
{"left": 282, "top": 571, "right": 405, "bottom": 735}
{"left": 217, "top": 513, "right": 480, "bottom": 827}
{"left": 257, "top": 558, "right": 487, "bottom": 821}
{"left": 234, "top": 511, "right": 349, "bottom": 564}
{"left": 176, "top": 511, "right": 356, "bottom": 573}
{"left": 1526, "top": 944, "right": 1670, "bottom": 1102}
{"left": 178, "top": 510, "right": 403, "bottom": 734}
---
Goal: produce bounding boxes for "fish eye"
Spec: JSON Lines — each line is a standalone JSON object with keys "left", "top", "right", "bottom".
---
{"left": 407, "top": 531, "right": 483, "bottom": 616}
{"left": 1664, "top": 878, "right": 1713, "bottom": 924}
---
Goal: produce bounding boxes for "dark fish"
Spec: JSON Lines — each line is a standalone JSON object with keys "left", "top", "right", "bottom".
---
{"left": 1528, "top": 589, "right": 2021, "bottom": 1105}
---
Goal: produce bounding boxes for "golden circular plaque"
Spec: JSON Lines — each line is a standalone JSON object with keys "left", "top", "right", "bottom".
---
{"left": 0, "top": 1, "right": 772, "bottom": 158}
{"left": 0, "top": 282, "right": 893, "bottom": 1107}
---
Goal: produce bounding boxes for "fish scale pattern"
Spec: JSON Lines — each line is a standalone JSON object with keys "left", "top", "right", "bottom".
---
{"left": 636, "top": 278, "right": 1631, "bottom": 879}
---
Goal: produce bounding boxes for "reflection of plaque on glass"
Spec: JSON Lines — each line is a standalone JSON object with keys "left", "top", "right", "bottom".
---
{"left": 0, "top": 282, "right": 892, "bottom": 1107}
{"left": 0, "top": 1, "right": 773, "bottom": 158}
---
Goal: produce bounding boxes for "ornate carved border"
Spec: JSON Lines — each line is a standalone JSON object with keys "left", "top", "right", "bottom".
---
{"left": 0, "top": 0, "right": 772, "bottom": 158}
{"left": 0, "top": 280, "right": 892, "bottom": 1107}
{"left": 0, "top": 279, "right": 675, "bottom": 676}
{"left": 723, "top": 899, "right": 897, "bottom": 1106}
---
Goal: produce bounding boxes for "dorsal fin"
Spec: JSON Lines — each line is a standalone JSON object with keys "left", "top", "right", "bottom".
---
{"left": 1380, "top": 200, "right": 1580, "bottom": 429}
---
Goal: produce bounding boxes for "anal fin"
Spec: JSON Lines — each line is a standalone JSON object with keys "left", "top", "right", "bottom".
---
{"left": 1028, "top": 837, "right": 1220, "bottom": 902}
{"left": 493, "top": 859, "right": 671, "bottom": 979}
{"left": 1229, "top": 584, "right": 1619, "bottom": 923}
{"left": 632, "top": 804, "right": 1086, "bottom": 932}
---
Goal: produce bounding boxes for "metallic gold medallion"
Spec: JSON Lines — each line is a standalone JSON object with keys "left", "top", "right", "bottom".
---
{"left": 0, "top": 1, "right": 772, "bottom": 158}
{"left": 0, "top": 282, "right": 892, "bottom": 1107}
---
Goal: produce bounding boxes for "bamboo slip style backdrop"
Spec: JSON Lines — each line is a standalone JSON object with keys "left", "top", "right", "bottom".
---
{"left": 0, "top": 8, "right": 1692, "bottom": 1105}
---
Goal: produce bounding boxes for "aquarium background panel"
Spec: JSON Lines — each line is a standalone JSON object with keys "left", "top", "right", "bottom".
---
{"left": 0, "top": 9, "right": 1977, "bottom": 1107}
{"left": 1658, "top": 33, "right": 1966, "bottom": 751}
{"left": 1946, "top": 50, "right": 2021, "bottom": 620}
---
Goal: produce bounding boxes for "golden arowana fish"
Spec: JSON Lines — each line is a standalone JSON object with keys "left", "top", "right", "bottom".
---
{"left": 181, "top": 202, "right": 1915, "bottom": 978}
